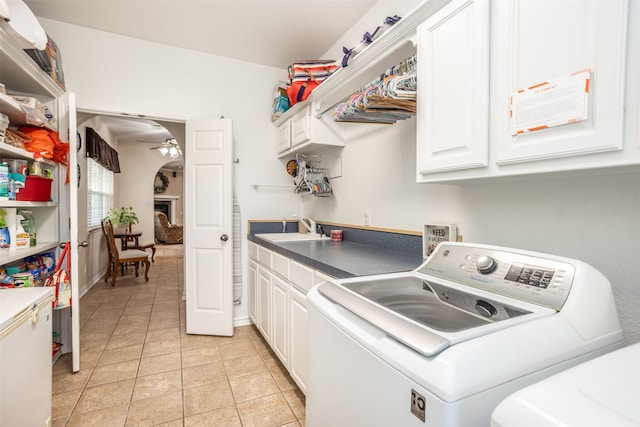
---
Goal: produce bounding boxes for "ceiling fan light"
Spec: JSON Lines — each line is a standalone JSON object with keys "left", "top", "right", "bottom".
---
{"left": 159, "top": 147, "right": 169, "bottom": 155}
{"left": 169, "top": 146, "right": 179, "bottom": 158}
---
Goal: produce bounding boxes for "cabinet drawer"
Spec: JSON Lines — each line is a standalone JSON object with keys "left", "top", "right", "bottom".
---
{"left": 257, "top": 246, "right": 272, "bottom": 267}
{"left": 248, "top": 241, "right": 258, "bottom": 260}
{"left": 272, "top": 251, "right": 290, "bottom": 279}
{"left": 290, "top": 260, "right": 315, "bottom": 293}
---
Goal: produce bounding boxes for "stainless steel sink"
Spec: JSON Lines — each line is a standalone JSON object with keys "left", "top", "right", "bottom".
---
{"left": 255, "top": 233, "right": 329, "bottom": 243}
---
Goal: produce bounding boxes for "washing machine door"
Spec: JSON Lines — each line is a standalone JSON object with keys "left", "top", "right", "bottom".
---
{"left": 318, "top": 275, "right": 532, "bottom": 356}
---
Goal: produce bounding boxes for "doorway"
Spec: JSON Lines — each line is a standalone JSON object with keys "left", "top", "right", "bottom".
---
{"left": 75, "top": 110, "right": 186, "bottom": 295}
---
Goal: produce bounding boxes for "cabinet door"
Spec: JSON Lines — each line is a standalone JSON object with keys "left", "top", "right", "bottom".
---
{"left": 271, "top": 274, "right": 289, "bottom": 365}
{"left": 291, "top": 106, "right": 311, "bottom": 146}
{"left": 492, "top": 0, "right": 628, "bottom": 165}
{"left": 276, "top": 120, "right": 291, "bottom": 153}
{"left": 248, "top": 259, "right": 258, "bottom": 324}
{"left": 257, "top": 266, "right": 271, "bottom": 343}
{"left": 288, "top": 286, "right": 307, "bottom": 394}
{"left": 416, "top": 0, "right": 490, "bottom": 178}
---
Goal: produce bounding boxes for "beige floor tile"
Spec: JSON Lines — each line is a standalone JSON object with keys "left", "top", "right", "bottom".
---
{"left": 146, "top": 326, "right": 181, "bottom": 343}
{"left": 228, "top": 370, "right": 281, "bottom": 403}
{"left": 125, "top": 390, "right": 183, "bottom": 426}
{"left": 183, "top": 380, "right": 235, "bottom": 417}
{"left": 184, "top": 405, "right": 242, "bottom": 427}
{"left": 138, "top": 351, "right": 181, "bottom": 376}
{"left": 265, "top": 358, "right": 298, "bottom": 391}
{"left": 106, "top": 331, "right": 147, "bottom": 349}
{"left": 180, "top": 333, "right": 220, "bottom": 351}
{"left": 236, "top": 393, "right": 297, "bottom": 427}
{"left": 74, "top": 379, "right": 134, "bottom": 414}
{"left": 219, "top": 340, "right": 260, "bottom": 360}
{"left": 181, "top": 346, "right": 222, "bottom": 368}
{"left": 52, "top": 388, "right": 82, "bottom": 420}
{"left": 283, "top": 388, "right": 306, "bottom": 420}
{"left": 148, "top": 315, "right": 181, "bottom": 331}
{"left": 223, "top": 353, "right": 268, "bottom": 378}
{"left": 112, "top": 322, "right": 149, "bottom": 336}
{"left": 98, "top": 343, "right": 144, "bottom": 366}
{"left": 123, "top": 302, "right": 153, "bottom": 315}
{"left": 52, "top": 417, "right": 68, "bottom": 427}
{"left": 182, "top": 361, "right": 227, "bottom": 389}
{"left": 132, "top": 369, "right": 182, "bottom": 401}
{"left": 53, "top": 246, "right": 305, "bottom": 425}
{"left": 142, "top": 338, "right": 181, "bottom": 357}
{"left": 52, "top": 368, "right": 92, "bottom": 394}
{"left": 87, "top": 359, "right": 139, "bottom": 387}
{"left": 66, "top": 403, "right": 129, "bottom": 427}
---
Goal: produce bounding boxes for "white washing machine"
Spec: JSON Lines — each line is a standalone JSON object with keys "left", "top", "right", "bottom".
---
{"left": 491, "top": 342, "right": 640, "bottom": 427}
{"left": 306, "top": 242, "right": 623, "bottom": 427}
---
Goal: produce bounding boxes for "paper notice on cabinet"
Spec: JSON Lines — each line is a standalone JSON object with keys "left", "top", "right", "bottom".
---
{"left": 510, "top": 69, "right": 590, "bottom": 135}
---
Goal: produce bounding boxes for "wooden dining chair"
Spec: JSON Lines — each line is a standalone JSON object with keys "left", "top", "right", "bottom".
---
{"left": 101, "top": 218, "right": 151, "bottom": 287}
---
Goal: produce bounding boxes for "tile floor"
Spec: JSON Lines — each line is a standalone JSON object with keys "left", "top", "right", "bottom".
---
{"left": 51, "top": 244, "right": 306, "bottom": 426}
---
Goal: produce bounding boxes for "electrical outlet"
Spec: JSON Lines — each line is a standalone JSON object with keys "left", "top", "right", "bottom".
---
{"left": 364, "top": 209, "right": 371, "bottom": 226}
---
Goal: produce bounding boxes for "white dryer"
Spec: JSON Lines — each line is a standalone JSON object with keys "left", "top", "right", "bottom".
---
{"left": 491, "top": 342, "right": 640, "bottom": 427}
{"left": 306, "top": 242, "right": 624, "bottom": 427}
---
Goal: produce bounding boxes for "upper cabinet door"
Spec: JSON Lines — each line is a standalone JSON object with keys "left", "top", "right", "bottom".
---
{"left": 416, "top": 0, "right": 490, "bottom": 178}
{"left": 493, "top": 0, "right": 629, "bottom": 165}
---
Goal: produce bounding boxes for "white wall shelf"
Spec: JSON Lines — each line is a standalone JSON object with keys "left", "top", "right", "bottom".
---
{"left": 271, "top": 0, "right": 451, "bottom": 127}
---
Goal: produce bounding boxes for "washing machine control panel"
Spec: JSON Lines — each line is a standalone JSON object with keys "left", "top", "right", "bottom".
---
{"left": 418, "top": 243, "right": 576, "bottom": 310}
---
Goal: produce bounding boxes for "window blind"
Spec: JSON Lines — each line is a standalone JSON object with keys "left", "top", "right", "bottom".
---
{"left": 87, "top": 157, "right": 114, "bottom": 228}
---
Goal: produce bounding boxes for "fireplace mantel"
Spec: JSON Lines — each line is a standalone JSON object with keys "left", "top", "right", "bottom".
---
{"left": 154, "top": 195, "right": 180, "bottom": 224}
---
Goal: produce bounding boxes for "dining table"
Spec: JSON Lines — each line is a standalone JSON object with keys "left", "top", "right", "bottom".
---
{"left": 113, "top": 231, "right": 142, "bottom": 251}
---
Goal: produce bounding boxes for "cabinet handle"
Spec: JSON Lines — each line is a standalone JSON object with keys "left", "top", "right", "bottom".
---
{"left": 220, "top": 234, "right": 229, "bottom": 242}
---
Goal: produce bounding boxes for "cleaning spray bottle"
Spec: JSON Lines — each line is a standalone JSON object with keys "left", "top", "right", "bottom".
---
{"left": 0, "top": 209, "right": 9, "bottom": 250}
{"left": 18, "top": 210, "right": 36, "bottom": 247}
{"left": 15, "top": 213, "right": 29, "bottom": 249}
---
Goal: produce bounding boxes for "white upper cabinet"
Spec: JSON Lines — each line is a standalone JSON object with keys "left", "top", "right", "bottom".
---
{"left": 275, "top": 105, "right": 344, "bottom": 158}
{"left": 417, "top": 0, "right": 636, "bottom": 182}
{"left": 416, "top": 0, "right": 490, "bottom": 179}
{"left": 492, "top": 0, "right": 628, "bottom": 166}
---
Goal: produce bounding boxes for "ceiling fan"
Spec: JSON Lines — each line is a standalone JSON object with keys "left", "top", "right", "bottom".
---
{"left": 147, "top": 137, "right": 182, "bottom": 159}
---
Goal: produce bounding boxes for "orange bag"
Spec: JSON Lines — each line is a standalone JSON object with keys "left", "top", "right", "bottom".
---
{"left": 287, "top": 80, "right": 320, "bottom": 105}
{"left": 18, "top": 126, "right": 69, "bottom": 166}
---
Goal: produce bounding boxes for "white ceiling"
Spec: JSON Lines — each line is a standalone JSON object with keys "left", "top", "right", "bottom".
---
{"left": 23, "top": 0, "right": 376, "bottom": 69}
{"left": 24, "top": 0, "right": 376, "bottom": 146}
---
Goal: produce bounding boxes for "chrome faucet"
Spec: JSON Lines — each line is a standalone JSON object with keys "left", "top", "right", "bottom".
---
{"left": 293, "top": 214, "right": 317, "bottom": 236}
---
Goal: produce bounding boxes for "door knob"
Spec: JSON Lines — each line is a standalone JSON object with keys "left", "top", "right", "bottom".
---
{"left": 220, "top": 234, "right": 229, "bottom": 241}
{"left": 78, "top": 241, "right": 89, "bottom": 248}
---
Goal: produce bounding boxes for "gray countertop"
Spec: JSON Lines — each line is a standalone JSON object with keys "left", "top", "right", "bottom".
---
{"left": 248, "top": 235, "right": 424, "bottom": 279}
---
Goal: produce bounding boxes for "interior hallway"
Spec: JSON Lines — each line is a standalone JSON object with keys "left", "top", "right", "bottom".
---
{"left": 51, "top": 244, "right": 306, "bottom": 426}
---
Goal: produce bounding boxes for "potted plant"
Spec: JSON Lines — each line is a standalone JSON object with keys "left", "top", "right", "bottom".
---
{"left": 107, "top": 206, "right": 139, "bottom": 233}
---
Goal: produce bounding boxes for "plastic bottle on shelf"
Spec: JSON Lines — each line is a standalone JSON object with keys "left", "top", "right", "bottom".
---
{"left": 0, "top": 163, "right": 9, "bottom": 200}
{"left": 19, "top": 210, "right": 36, "bottom": 247}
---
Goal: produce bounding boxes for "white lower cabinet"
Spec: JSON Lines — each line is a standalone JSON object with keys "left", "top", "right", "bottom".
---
{"left": 248, "top": 242, "right": 334, "bottom": 394}
{"left": 271, "top": 274, "right": 289, "bottom": 364}
{"left": 248, "top": 259, "right": 258, "bottom": 324}
{"left": 288, "top": 286, "right": 308, "bottom": 393}
{"left": 257, "top": 266, "right": 272, "bottom": 343}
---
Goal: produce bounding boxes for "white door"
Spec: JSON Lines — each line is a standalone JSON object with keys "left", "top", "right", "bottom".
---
{"left": 184, "top": 118, "right": 234, "bottom": 336}
{"left": 59, "top": 92, "right": 81, "bottom": 372}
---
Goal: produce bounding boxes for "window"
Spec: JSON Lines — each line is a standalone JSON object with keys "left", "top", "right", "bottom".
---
{"left": 87, "top": 158, "right": 114, "bottom": 228}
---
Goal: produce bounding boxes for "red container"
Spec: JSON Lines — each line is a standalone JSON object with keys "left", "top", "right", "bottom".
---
{"left": 16, "top": 175, "right": 52, "bottom": 201}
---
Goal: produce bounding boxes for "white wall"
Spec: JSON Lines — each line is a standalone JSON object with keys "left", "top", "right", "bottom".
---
{"left": 39, "top": 18, "right": 302, "bottom": 325}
